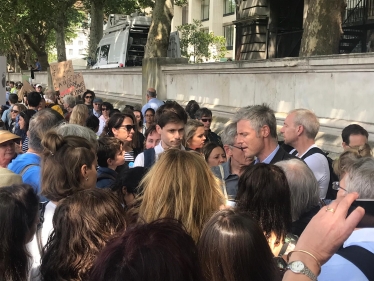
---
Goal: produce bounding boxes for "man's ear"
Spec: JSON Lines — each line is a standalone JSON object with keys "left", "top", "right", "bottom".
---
{"left": 224, "top": 145, "right": 232, "bottom": 157}
{"left": 156, "top": 124, "right": 162, "bottom": 134}
{"left": 342, "top": 142, "right": 348, "bottom": 150}
{"left": 261, "top": 125, "right": 270, "bottom": 138}
{"left": 122, "top": 186, "right": 127, "bottom": 195}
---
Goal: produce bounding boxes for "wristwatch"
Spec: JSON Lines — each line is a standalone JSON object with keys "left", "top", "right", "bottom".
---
{"left": 287, "top": 261, "right": 317, "bottom": 281}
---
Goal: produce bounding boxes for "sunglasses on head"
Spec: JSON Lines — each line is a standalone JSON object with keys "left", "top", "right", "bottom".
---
{"left": 120, "top": 125, "right": 136, "bottom": 131}
{"left": 201, "top": 118, "right": 212, "bottom": 122}
{"left": 85, "top": 96, "right": 93, "bottom": 99}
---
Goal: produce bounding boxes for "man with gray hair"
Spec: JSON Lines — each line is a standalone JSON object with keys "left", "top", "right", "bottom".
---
{"left": 141, "top": 87, "right": 164, "bottom": 116}
{"left": 235, "top": 104, "right": 297, "bottom": 165}
{"left": 8, "top": 109, "right": 64, "bottom": 201}
{"left": 275, "top": 159, "right": 320, "bottom": 236}
{"left": 280, "top": 108, "right": 330, "bottom": 199}
{"left": 211, "top": 122, "right": 254, "bottom": 198}
{"left": 318, "top": 157, "right": 374, "bottom": 281}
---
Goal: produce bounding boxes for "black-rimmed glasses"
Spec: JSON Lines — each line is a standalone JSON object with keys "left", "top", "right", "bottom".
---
{"left": 231, "top": 145, "right": 244, "bottom": 151}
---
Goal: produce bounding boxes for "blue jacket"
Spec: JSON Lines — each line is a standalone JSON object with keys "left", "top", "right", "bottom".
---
{"left": 8, "top": 153, "right": 47, "bottom": 201}
{"left": 96, "top": 166, "right": 117, "bottom": 189}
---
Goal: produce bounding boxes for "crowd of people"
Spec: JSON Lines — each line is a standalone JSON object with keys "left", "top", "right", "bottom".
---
{"left": 0, "top": 82, "right": 373, "bottom": 281}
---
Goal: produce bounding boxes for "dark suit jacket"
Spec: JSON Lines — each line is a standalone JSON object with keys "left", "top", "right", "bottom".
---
{"left": 269, "top": 146, "right": 299, "bottom": 164}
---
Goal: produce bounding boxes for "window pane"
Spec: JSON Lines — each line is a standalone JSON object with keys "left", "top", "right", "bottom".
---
{"left": 224, "top": 25, "right": 234, "bottom": 50}
{"left": 201, "top": 0, "right": 210, "bottom": 20}
{"left": 223, "top": 0, "right": 235, "bottom": 15}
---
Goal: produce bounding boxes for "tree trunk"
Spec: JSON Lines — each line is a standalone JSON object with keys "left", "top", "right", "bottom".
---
{"left": 55, "top": 18, "right": 67, "bottom": 62}
{"left": 299, "top": 0, "right": 346, "bottom": 56}
{"left": 88, "top": 1, "right": 104, "bottom": 62}
{"left": 37, "top": 52, "right": 49, "bottom": 71}
{"left": 144, "top": 0, "right": 174, "bottom": 58}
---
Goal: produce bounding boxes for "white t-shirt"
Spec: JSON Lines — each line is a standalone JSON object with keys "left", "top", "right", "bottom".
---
{"left": 291, "top": 145, "right": 330, "bottom": 199}
{"left": 28, "top": 202, "right": 56, "bottom": 281}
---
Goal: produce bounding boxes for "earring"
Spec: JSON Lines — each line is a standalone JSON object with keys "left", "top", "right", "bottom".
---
{"left": 85, "top": 177, "right": 88, "bottom": 181}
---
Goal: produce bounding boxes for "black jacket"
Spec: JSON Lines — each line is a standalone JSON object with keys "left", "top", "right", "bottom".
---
{"left": 269, "top": 146, "right": 299, "bottom": 164}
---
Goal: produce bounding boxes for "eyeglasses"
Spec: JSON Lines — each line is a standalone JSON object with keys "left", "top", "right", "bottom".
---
{"left": 11, "top": 110, "right": 19, "bottom": 113}
{"left": 201, "top": 118, "right": 212, "bottom": 123}
{"left": 119, "top": 125, "right": 136, "bottom": 132}
{"left": 145, "top": 114, "right": 154, "bottom": 117}
{"left": 332, "top": 181, "right": 347, "bottom": 193}
{"left": 231, "top": 145, "right": 244, "bottom": 151}
{"left": 85, "top": 96, "right": 93, "bottom": 99}
{"left": 102, "top": 108, "right": 109, "bottom": 111}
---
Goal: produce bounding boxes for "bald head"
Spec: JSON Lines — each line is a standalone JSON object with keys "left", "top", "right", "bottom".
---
{"left": 147, "top": 88, "right": 156, "bottom": 98}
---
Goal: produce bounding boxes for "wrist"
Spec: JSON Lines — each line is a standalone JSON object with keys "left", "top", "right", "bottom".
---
{"left": 288, "top": 252, "right": 321, "bottom": 277}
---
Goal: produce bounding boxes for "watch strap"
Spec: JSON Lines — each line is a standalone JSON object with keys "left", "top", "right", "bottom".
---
{"left": 287, "top": 261, "right": 317, "bottom": 281}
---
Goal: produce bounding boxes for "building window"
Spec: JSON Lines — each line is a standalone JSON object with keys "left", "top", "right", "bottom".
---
{"left": 201, "top": 28, "right": 209, "bottom": 34}
{"left": 78, "top": 40, "right": 83, "bottom": 46}
{"left": 223, "top": 0, "right": 235, "bottom": 16}
{"left": 201, "top": 0, "right": 209, "bottom": 21}
{"left": 223, "top": 25, "right": 234, "bottom": 50}
{"left": 68, "top": 49, "right": 73, "bottom": 55}
{"left": 79, "top": 49, "right": 84, "bottom": 55}
{"left": 182, "top": 5, "right": 189, "bottom": 25}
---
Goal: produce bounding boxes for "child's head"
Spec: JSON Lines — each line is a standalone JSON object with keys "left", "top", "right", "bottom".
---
{"left": 97, "top": 137, "right": 124, "bottom": 169}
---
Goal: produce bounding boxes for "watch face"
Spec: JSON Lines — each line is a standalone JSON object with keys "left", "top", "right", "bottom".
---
{"left": 290, "top": 261, "right": 305, "bottom": 272}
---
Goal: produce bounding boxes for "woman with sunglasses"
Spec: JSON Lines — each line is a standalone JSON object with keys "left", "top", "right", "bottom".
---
{"left": 9, "top": 103, "right": 27, "bottom": 134}
{"left": 105, "top": 112, "right": 139, "bottom": 168}
{"left": 82, "top": 90, "right": 95, "bottom": 111}
{"left": 98, "top": 102, "right": 114, "bottom": 136}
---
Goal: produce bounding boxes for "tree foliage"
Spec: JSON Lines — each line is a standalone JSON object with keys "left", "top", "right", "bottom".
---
{"left": 177, "top": 20, "right": 227, "bottom": 63}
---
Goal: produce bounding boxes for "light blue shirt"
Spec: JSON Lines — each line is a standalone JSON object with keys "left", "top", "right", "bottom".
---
{"left": 319, "top": 228, "right": 374, "bottom": 281}
{"left": 254, "top": 145, "right": 280, "bottom": 164}
{"left": 141, "top": 98, "right": 164, "bottom": 116}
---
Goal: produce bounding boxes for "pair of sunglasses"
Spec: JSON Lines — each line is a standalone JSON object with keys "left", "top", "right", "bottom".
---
{"left": 120, "top": 125, "right": 136, "bottom": 131}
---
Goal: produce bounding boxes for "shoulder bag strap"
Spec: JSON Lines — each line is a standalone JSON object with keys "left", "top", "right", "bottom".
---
{"left": 336, "top": 245, "right": 374, "bottom": 280}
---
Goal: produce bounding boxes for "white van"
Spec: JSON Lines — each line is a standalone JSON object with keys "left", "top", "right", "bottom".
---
{"left": 92, "top": 14, "right": 151, "bottom": 69}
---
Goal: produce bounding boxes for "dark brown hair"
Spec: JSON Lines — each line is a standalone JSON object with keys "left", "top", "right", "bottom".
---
{"left": 40, "top": 189, "right": 126, "bottom": 281}
{"left": 198, "top": 209, "right": 281, "bottom": 281}
{"left": 41, "top": 132, "right": 96, "bottom": 202}
{"left": 89, "top": 219, "right": 202, "bottom": 281}
{"left": 155, "top": 101, "right": 188, "bottom": 128}
{"left": 235, "top": 164, "right": 292, "bottom": 245}
{"left": 0, "top": 184, "right": 39, "bottom": 281}
{"left": 97, "top": 137, "right": 123, "bottom": 167}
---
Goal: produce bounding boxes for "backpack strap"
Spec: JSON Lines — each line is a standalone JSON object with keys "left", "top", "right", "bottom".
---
{"left": 299, "top": 147, "right": 325, "bottom": 160}
{"left": 144, "top": 148, "right": 156, "bottom": 169}
{"left": 37, "top": 201, "right": 49, "bottom": 257}
{"left": 336, "top": 245, "right": 374, "bottom": 280}
{"left": 20, "top": 163, "right": 38, "bottom": 177}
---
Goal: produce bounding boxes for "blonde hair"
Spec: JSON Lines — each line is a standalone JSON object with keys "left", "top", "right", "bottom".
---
{"left": 69, "top": 104, "right": 89, "bottom": 126}
{"left": 333, "top": 143, "right": 373, "bottom": 178}
{"left": 138, "top": 149, "right": 224, "bottom": 242}
{"left": 184, "top": 119, "right": 205, "bottom": 148}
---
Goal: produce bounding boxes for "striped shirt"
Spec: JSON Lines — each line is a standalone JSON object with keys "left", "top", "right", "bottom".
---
{"left": 124, "top": 151, "right": 134, "bottom": 162}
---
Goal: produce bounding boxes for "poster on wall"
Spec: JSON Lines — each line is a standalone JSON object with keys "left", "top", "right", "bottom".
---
{"left": 58, "top": 72, "right": 86, "bottom": 97}
{"left": 0, "top": 56, "right": 6, "bottom": 106}
{"left": 49, "top": 60, "right": 74, "bottom": 91}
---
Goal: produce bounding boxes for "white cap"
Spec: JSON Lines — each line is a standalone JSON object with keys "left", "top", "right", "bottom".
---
{"left": 36, "top": 84, "right": 42, "bottom": 88}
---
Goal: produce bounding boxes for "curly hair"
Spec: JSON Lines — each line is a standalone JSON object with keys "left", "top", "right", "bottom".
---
{"left": 40, "top": 189, "right": 126, "bottom": 281}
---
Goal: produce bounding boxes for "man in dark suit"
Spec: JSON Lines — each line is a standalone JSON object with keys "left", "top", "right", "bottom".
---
{"left": 234, "top": 104, "right": 297, "bottom": 164}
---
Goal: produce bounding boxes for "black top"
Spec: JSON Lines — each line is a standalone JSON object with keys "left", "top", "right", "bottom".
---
{"left": 291, "top": 205, "right": 320, "bottom": 237}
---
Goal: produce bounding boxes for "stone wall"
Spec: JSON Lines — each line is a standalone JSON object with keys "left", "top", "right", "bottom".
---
{"left": 8, "top": 52, "right": 374, "bottom": 157}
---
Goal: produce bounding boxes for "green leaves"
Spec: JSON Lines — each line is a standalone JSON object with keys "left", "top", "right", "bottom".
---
{"left": 177, "top": 20, "right": 227, "bottom": 63}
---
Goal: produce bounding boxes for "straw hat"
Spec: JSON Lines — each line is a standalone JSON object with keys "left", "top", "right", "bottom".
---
{"left": 0, "top": 131, "right": 21, "bottom": 145}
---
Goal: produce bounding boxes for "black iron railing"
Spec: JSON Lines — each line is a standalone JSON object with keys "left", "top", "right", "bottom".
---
{"left": 343, "top": 0, "right": 374, "bottom": 24}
